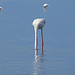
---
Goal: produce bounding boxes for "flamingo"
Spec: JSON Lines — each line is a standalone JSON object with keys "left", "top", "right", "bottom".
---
{"left": 32, "top": 18, "right": 46, "bottom": 50}
{"left": 43, "top": 4, "right": 50, "bottom": 11}
{"left": 0, "top": 7, "right": 3, "bottom": 10}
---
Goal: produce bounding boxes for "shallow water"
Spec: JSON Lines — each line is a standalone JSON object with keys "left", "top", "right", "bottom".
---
{"left": 0, "top": 0, "right": 75, "bottom": 75}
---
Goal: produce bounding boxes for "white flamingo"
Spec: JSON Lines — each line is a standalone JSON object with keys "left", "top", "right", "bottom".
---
{"left": 32, "top": 18, "right": 46, "bottom": 50}
{"left": 43, "top": 4, "right": 49, "bottom": 11}
{"left": 0, "top": 7, "right": 3, "bottom": 10}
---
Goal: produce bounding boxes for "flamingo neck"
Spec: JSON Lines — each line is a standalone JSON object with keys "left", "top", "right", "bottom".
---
{"left": 35, "top": 28, "right": 38, "bottom": 50}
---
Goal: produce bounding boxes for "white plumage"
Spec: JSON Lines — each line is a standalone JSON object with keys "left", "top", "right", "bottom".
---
{"left": 33, "top": 18, "right": 46, "bottom": 29}
{"left": 43, "top": 4, "right": 49, "bottom": 8}
{"left": 32, "top": 18, "right": 46, "bottom": 50}
{"left": 43, "top": 4, "right": 49, "bottom": 11}
{"left": 0, "top": 7, "right": 3, "bottom": 10}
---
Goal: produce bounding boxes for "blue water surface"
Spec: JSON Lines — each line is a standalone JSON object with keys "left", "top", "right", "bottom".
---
{"left": 0, "top": 0, "right": 75, "bottom": 75}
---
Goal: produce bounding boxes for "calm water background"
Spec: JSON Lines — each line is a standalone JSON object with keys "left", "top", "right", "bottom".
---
{"left": 0, "top": 0, "right": 75, "bottom": 75}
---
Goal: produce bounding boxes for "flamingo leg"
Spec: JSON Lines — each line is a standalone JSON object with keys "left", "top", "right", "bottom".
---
{"left": 36, "top": 36, "right": 38, "bottom": 49}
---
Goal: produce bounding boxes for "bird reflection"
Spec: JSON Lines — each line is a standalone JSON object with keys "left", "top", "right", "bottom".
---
{"left": 0, "top": 11, "right": 2, "bottom": 13}
{"left": 33, "top": 49, "right": 45, "bottom": 75}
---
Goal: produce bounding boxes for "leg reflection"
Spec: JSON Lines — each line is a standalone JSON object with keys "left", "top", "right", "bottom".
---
{"left": 33, "top": 49, "right": 45, "bottom": 75}
{"left": 42, "top": 46, "right": 43, "bottom": 56}
{"left": 35, "top": 49, "right": 38, "bottom": 62}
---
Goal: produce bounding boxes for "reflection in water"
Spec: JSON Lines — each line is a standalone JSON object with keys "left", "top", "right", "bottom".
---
{"left": 33, "top": 49, "right": 45, "bottom": 75}
{"left": 0, "top": 11, "right": 2, "bottom": 13}
{"left": 43, "top": 7, "right": 47, "bottom": 12}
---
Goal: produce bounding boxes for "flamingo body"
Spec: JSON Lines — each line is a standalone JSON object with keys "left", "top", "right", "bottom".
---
{"left": 32, "top": 18, "right": 46, "bottom": 50}
{"left": 0, "top": 7, "right": 3, "bottom": 10}
{"left": 43, "top": 4, "right": 49, "bottom": 11}
{"left": 33, "top": 18, "right": 46, "bottom": 29}
{"left": 43, "top": 4, "right": 49, "bottom": 8}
